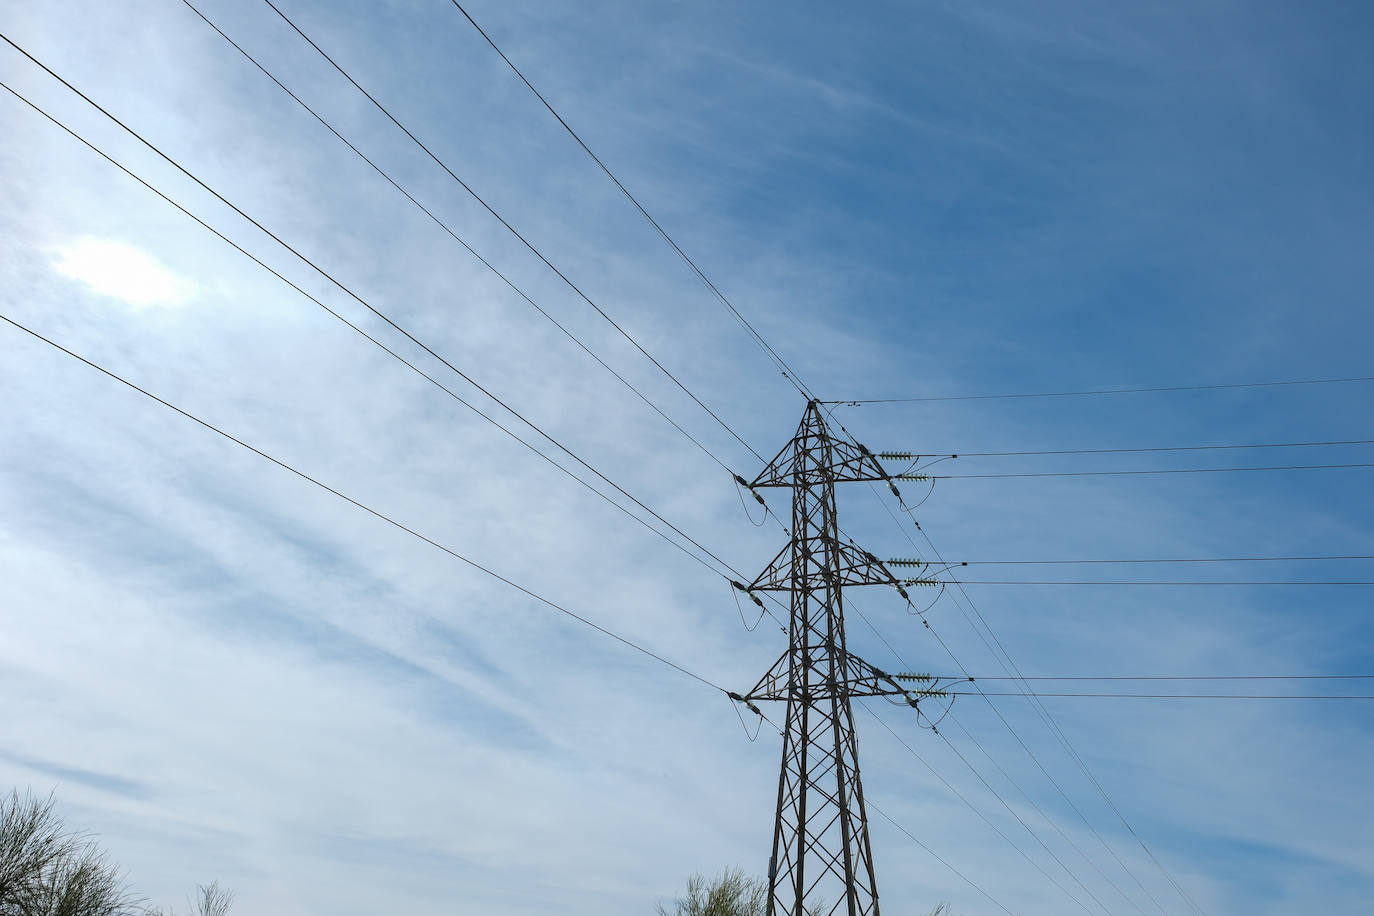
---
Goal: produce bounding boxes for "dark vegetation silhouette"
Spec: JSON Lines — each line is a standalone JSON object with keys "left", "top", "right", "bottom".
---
{"left": 655, "top": 868, "right": 771, "bottom": 916}
{"left": 656, "top": 868, "right": 959, "bottom": 916}
{"left": 10, "top": 792, "right": 966, "bottom": 915}
{"left": 0, "top": 790, "right": 229, "bottom": 916}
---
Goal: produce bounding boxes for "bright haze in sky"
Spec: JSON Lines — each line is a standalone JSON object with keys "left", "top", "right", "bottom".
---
{"left": 52, "top": 238, "right": 195, "bottom": 309}
{"left": 2, "top": 1, "right": 1372, "bottom": 914}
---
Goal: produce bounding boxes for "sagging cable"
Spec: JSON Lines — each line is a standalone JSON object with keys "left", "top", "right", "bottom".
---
{"left": 731, "top": 580, "right": 765, "bottom": 632}
{"left": 733, "top": 472, "right": 768, "bottom": 507}
{"left": 730, "top": 579, "right": 767, "bottom": 610}
{"left": 728, "top": 691, "right": 765, "bottom": 718}
{"left": 732, "top": 474, "right": 767, "bottom": 527}
{"left": 729, "top": 693, "right": 764, "bottom": 741}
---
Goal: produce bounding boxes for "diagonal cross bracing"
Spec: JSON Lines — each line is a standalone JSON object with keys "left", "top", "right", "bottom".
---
{"left": 741, "top": 402, "right": 906, "bottom": 916}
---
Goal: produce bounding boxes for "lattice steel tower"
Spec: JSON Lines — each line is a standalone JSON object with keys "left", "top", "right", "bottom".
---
{"left": 733, "top": 401, "right": 932, "bottom": 916}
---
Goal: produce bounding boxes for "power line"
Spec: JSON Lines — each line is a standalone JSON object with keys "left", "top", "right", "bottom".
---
{"left": 911, "top": 522, "right": 1208, "bottom": 916}
{"left": 749, "top": 707, "right": 1018, "bottom": 915}
{"left": 10, "top": 292, "right": 980, "bottom": 913}
{"left": 936, "top": 675, "right": 1374, "bottom": 681}
{"left": 0, "top": 77, "right": 752, "bottom": 588}
{"left": 863, "top": 468, "right": 1203, "bottom": 915}
{"left": 939, "top": 442, "right": 1374, "bottom": 461}
{"left": 938, "top": 713, "right": 1151, "bottom": 916}
{"left": 0, "top": 52, "right": 749, "bottom": 591}
{"left": 861, "top": 704, "right": 1101, "bottom": 916}
{"left": 866, "top": 800, "right": 1017, "bottom": 916}
{"left": 443, "top": 0, "right": 817, "bottom": 404}
{"left": 929, "top": 720, "right": 1120, "bottom": 916}
{"left": 1, "top": 58, "right": 791, "bottom": 643}
{"left": 0, "top": 311, "right": 725, "bottom": 695}
{"left": 7, "top": 18, "right": 1201, "bottom": 909}
{"left": 8, "top": 21, "right": 856, "bottom": 664}
{"left": 848, "top": 595, "right": 1169, "bottom": 916}
{"left": 825, "top": 375, "right": 1374, "bottom": 405}
{"left": 940, "top": 579, "right": 1374, "bottom": 586}
{"left": 830, "top": 409, "right": 1178, "bottom": 913}
{"left": 948, "top": 692, "right": 1374, "bottom": 700}
{"left": 0, "top": 72, "right": 769, "bottom": 677}
{"left": 258, "top": 0, "right": 768, "bottom": 464}
{"left": 862, "top": 595, "right": 1129, "bottom": 916}
{"left": 933, "top": 462, "right": 1374, "bottom": 479}
{"left": 914, "top": 438, "right": 1374, "bottom": 458}
{"left": 180, "top": 0, "right": 736, "bottom": 478}
{"left": 21, "top": 14, "right": 1312, "bottom": 907}
{"left": 920, "top": 618, "right": 1175, "bottom": 916}
{"left": 956, "top": 556, "right": 1374, "bottom": 565}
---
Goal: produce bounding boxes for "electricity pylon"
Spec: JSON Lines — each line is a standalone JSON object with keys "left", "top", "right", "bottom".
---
{"left": 732, "top": 401, "right": 939, "bottom": 916}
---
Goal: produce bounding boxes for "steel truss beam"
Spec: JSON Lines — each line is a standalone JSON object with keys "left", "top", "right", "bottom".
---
{"left": 738, "top": 401, "right": 909, "bottom": 916}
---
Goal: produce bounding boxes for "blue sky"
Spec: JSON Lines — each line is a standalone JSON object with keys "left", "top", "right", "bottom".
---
{"left": 2, "top": 1, "right": 1372, "bottom": 913}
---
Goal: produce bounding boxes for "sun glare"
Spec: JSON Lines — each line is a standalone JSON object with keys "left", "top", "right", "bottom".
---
{"left": 52, "top": 238, "right": 193, "bottom": 310}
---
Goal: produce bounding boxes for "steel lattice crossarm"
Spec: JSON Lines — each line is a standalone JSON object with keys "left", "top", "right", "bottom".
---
{"left": 747, "top": 540, "right": 906, "bottom": 593}
{"left": 749, "top": 407, "right": 889, "bottom": 488}
{"left": 739, "top": 650, "right": 950, "bottom": 705}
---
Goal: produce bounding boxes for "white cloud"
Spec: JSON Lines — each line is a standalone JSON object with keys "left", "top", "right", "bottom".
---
{"left": 51, "top": 237, "right": 194, "bottom": 310}
{"left": 1, "top": 0, "right": 1371, "bottom": 912}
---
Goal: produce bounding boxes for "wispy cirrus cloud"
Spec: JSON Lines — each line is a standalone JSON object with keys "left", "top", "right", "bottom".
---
{"left": 2, "top": 0, "right": 1372, "bottom": 914}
